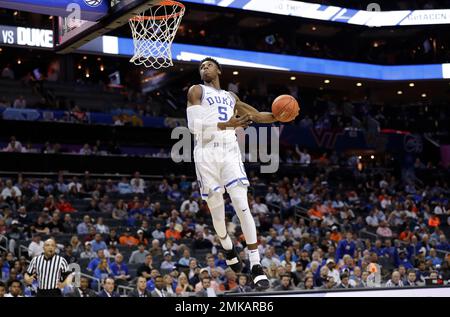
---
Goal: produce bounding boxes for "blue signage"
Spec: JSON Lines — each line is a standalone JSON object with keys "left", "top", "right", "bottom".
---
{"left": 0, "top": 0, "right": 109, "bottom": 21}
{"left": 77, "top": 36, "right": 448, "bottom": 81}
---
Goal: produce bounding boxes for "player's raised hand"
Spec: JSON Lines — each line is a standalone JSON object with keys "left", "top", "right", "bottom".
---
{"left": 218, "top": 113, "right": 253, "bottom": 130}
{"left": 217, "top": 109, "right": 253, "bottom": 130}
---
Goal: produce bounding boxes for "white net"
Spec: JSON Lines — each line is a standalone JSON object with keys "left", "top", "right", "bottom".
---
{"left": 129, "top": 0, "right": 185, "bottom": 69}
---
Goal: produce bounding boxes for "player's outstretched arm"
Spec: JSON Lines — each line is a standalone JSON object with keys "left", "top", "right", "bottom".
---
{"left": 230, "top": 92, "right": 277, "bottom": 124}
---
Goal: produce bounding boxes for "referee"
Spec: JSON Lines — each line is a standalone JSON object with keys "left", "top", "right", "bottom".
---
{"left": 24, "top": 238, "right": 73, "bottom": 297}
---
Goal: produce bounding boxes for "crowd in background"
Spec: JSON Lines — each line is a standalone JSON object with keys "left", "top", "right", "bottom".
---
{"left": 0, "top": 161, "right": 449, "bottom": 296}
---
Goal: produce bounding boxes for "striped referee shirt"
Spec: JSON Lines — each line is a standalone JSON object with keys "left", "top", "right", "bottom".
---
{"left": 26, "top": 254, "right": 69, "bottom": 290}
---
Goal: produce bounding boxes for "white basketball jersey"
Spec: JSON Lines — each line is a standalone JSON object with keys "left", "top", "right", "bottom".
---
{"left": 196, "top": 84, "right": 237, "bottom": 145}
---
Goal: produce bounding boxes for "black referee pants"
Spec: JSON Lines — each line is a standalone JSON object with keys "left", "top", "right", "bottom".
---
{"left": 36, "top": 289, "right": 62, "bottom": 297}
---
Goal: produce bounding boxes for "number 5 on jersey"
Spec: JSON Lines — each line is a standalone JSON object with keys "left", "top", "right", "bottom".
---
{"left": 218, "top": 106, "right": 228, "bottom": 121}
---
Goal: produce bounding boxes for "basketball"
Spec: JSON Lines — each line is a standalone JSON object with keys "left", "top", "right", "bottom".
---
{"left": 272, "top": 95, "right": 300, "bottom": 122}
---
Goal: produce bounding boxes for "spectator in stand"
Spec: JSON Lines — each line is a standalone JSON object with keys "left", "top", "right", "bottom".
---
{"left": 336, "top": 232, "right": 356, "bottom": 260}
{"left": 177, "top": 248, "right": 193, "bottom": 267}
{"left": 151, "top": 275, "right": 173, "bottom": 297}
{"left": 399, "top": 227, "right": 413, "bottom": 242}
{"left": 119, "top": 228, "right": 139, "bottom": 246}
{"left": 320, "top": 276, "right": 336, "bottom": 290}
{"left": 274, "top": 274, "right": 295, "bottom": 291}
{"left": 405, "top": 269, "right": 420, "bottom": 287}
{"left": 98, "top": 195, "right": 114, "bottom": 214}
{"left": 145, "top": 269, "right": 161, "bottom": 292}
{"left": 167, "top": 184, "right": 182, "bottom": 203}
{"left": 56, "top": 195, "right": 76, "bottom": 213}
{"left": 80, "top": 241, "right": 96, "bottom": 260}
{"left": 105, "top": 179, "right": 118, "bottom": 194}
{"left": 112, "top": 200, "right": 128, "bottom": 221}
{"left": 65, "top": 276, "right": 97, "bottom": 297}
{"left": 95, "top": 217, "right": 110, "bottom": 234}
{"left": 165, "top": 222, "right": 181, "bottom": 240}
{"left": 104, "top": 228, "right": 120, "bottom": 247}
{"left": 62, "top": 244, "right": 78, "bottom": 264}
{"left": 160, "top": 251, "right": 176, "bottom": 271}
{"left": 69, "top": 235, "right": 82, "bottom": 254}
{"left": 196, "top": 276, "right": 217, "bottom": 297}
{"left": 385, "top": 271, "right": 404, "bottom": 287}
{"left": 302, "top": 276, "right": 315, "bottom": 290}
{"left": 138, "top": 220, "right": 152, "bottom": 240}
{"left": 98, "top": 277, "right": 120, "bottom": 297}
{"left": 326, "top": 258, "right": 341, "bottom": 284}
{"left": 149, "top": 239, "right": 163, "bottom": 258}
{"left": 175, "top": 272, "right": 194, "bottom": 295}
{"left": 376, "top": 221, "right": 393, "bottom": 238}
{"left": 330, "top": 226, "right": 343, "bottom": 242}
{"left": 4, "top": 279, "right": 23, "bottom": 297}
{"left": 67, "top": 177, "right": 83, "bottom": 195}
{"left": 265, "top": 186, "right": 280, "bottom": 204}
{"left": 1, "top": 179, "right": 22, "bottom": 200}
{"left": 137, "top": 254, "right": 155, "bottom": 280}
{"left": 77, "top": 215, "right": 92, "bottom": 235}
{"left": 437, "top": 235, "right": 450, "bottom": 252}
{"left": 426, "top": 248, "right": 442, "bottom": 267}
{"left": 3, "top": 137, "right": 23, "bottom": 154}
{"left": 29, "top": 215, "right": 50, "bottom": 236}
{"left": 136, "top": 229, "right": 148, "bottom": 246}
{"left": 163, "top": 274, "right": 176, "bottom": 295}
{"left": 129, "top": 243, "right": 149, "bottom": 264}
{"left": 93, "top": 258, "right": 113, "bottom": 285}
{"left": 27, "top": 234, "right": 44, "bottom": 258}
{"left": 308, "top": 203, "right": 324, "bottom": 221}
{"left": 252, "top": 196, "right": 270, "bottom": 215}
{"left": 235, "top": 274, "right": 252, "bottom": 293}
{"left": 61, "top": 214, "right": 76, "bottom": 233}
{"left": 365, "top": 209, "right": 380, "bottom": 228}
{"left": 90, "top": 233, "right": 108, "bottom": 252}
{"left": 118, "top": 177, "right": 133, "bottom": 195}
{"left": 428, "top": 214, "right": 441, "bottom": 228}
{"left": 180, "top": 196, "right": 199, "bottom": 216}
{"left": 130, "top": 172, "right": 145, "bottom": 194}
{"left": 219, "top": 269, "right": 238, "bottom": 291}
{"left": 87, "top": 249, "right": 110, "bottom": 272}
{"left": 1, "top": 64, "right": 14, "bottom": 79}
{"left": 0, "top": 281, "right": 5, "bottom": 297}
{"left": 337, "top": 273, "right": 353, "bottom": 289}
{"left": 128, "top": 276, "right": 151, "bottom": 297}
{"left": 110, "top": 253, "right": 130, "bottom": 285}
{"left": 79, "top": 144, "right": 92, "bottom": 155}
{"left": 261, "top": 248, "right": 281, "bottom": 268}
{"left": 13, "top": 96, "right": 26, "bottom": 109}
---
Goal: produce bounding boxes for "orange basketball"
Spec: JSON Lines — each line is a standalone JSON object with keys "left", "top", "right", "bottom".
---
{"left": 272, "top": 95, "right": 300, "bottom": 122}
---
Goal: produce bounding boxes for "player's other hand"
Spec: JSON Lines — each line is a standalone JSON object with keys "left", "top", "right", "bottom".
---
{"left": 218, "top": 113, "right": 253, "bottom": 130}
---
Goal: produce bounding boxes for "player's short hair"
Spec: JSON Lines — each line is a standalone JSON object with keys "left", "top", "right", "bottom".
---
{"left": 7, "top": 279, "right": 21, "bottom": 288}
{"left": 199, "top": 57, "right": 221, "bottom": 71}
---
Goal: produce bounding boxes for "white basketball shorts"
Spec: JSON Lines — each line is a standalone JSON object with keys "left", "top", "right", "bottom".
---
{"left": 194, "top": 140, "right": 249, "bottom": 199}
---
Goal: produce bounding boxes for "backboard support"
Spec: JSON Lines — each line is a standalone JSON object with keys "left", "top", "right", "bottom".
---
{"left": 54, "top": 0, "right": 160, "bottom": 54}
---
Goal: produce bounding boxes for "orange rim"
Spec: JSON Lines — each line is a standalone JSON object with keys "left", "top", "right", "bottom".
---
{"left": 130, "top": 0, "right": 185, "bottom": 21}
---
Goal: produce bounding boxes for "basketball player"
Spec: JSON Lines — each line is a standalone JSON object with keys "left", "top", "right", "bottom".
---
{"left": 186, "top": 57, "right": 281, "bottom": 290}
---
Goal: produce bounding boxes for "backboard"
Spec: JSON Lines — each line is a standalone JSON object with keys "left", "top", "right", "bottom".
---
{"left": 54, "top": 0, "right": 160, "bottom": 54}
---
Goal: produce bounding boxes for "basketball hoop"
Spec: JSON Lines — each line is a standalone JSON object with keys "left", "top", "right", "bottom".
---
{"left": 129, "top": 0, "right": 185, "bottom": 69}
